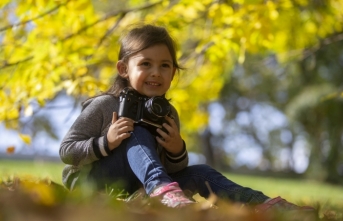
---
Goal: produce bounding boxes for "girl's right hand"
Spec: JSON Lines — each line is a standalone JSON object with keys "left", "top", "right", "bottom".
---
{"left": 107, "top": 112, "right": 134, "bottom": 150}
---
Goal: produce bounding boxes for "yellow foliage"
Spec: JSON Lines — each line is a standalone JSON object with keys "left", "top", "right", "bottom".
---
{"left": 168, "top": 89, "right": 189, "bottom": 103}
{"left": 7, "top": 108, "right": 20, "bottom": 121}
{"left": 100, "top": 66, "right": 116, "bottom": 81}
{"left": 1, "top": 0, "right": 343, "bottom": 148}
{"left": 0, "top": 0, "right": 11, "bottom": 8}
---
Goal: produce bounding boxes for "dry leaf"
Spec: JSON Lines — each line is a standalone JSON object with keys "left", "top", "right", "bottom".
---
{"left": 6, "top": 146, "right": 15, "bottom": 154}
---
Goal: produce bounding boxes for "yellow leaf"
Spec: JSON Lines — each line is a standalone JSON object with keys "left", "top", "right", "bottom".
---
{"left": 7, "top": 108, "right": 19, "bottom": 120}
{"left": 19, "top": 134, "right": 32, "bottom": 145}
{"left": 75, "top": 67, "right": 88, "bottom": 76}
{"left": 69, "top": 0, "right": 91, "bottom": 11}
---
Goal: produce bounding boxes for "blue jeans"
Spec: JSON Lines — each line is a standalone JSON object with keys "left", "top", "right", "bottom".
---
{"left": 88, "top": 126, "right": 269, "bottom": 205}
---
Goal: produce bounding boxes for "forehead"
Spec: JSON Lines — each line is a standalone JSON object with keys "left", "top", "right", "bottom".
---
{"left": 129, "top": 44, "right": 172, "bottom": 61}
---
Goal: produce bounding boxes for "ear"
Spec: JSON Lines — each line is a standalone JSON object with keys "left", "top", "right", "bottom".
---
{"left": 116, "top": 61, "right": 128, "bottom": 78}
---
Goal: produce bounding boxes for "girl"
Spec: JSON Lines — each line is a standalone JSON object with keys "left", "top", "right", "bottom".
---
{"left": 60, "top": 24, "right": 315, "bottom": 212}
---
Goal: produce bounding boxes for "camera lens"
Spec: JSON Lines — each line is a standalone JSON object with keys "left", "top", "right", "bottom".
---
{"left": 145, "top": 96, "right": 171, "bottom": 120}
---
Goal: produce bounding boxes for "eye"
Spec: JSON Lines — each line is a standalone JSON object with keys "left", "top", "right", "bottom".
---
{"left": 141, "top": 62, "right": 150, "bottom": 67}
{"left": 162, "top": 63, "right": 171, "bottom": 68}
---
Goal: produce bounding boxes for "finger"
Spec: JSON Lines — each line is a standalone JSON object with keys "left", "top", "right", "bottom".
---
{"left": 119, "top": 125, "right": 134, "bottom": 134}
{"left": 116, "top": 117, "right": 135, "bottom": 127}
{"left": 156, "top": 136, "right": 166, "bottom": 146}
{"left": 118, "top": 132, "right": 131, "bottom": 140}
{"left": 122, "top": 130, "right": 132, "bottom": 137}
{"left": 157, "top": 128, "right": 169, "bottom": 139}
{"left": 112, "top": 112, "right": 118, "bottom": 124}
{"left": 117, "top": 117, "right": 135, "bottom": 124}
{"left": 165, "top": 116, "right": 177, "bottom": 129}
{"left": 122, "top": 122, "right": 135, "bottom": 131}
{"left": 162, "top": 123, "right": 174, "bottom": 136}
{"left": 165, "top": 116, "right": 174, "bottom": 124}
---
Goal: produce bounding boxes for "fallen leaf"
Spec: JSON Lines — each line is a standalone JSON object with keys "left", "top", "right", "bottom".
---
{"left": 6, "top": 146, "right": 15, "bottom": 154}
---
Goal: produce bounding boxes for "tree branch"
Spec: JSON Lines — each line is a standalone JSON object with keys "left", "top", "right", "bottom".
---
{"left": 302, "top": 32, "right": 343, "bottom": 59}
{"left": 62, "top": 1, "right": 163, "bottom": 41}
{"left": 0, "top": 56, "right": 33, "bottom": 70}
{"left": 0, "top": 1, "right": 162, "bottom": 70}
{"left": 85, "top": 12, "right": 126, "bottom": 60}
{"left": 0, "top": 1, "right": 71, "bottom": 32}
{"left": 96, "top": 13, "right": 125, "bottom": 49}
{"left": 322, "top": 33, "right": 343, "bottom": 45}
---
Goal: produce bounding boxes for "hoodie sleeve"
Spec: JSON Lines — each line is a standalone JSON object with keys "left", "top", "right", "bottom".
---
{"left": 162, "top": 105, "right": 189, "bottom": 173}
{"left": 59, "top": 95, "right": 117, "bottom": 167}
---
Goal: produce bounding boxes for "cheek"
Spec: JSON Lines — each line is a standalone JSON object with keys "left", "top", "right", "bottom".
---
{"left": 127, "top": 72, "right": 143, "bottom": 87}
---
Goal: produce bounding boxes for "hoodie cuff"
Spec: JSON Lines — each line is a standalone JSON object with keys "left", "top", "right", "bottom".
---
{"left": 165, "top": 140, "right": 187, "bottom": 163}
{"left": 93, "top": 136, "right": 111, "bottom": 158}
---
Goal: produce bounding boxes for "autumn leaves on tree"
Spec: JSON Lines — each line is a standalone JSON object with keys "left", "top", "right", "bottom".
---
{"left": 1, "top": 0, "right": 342, "bottom": 146}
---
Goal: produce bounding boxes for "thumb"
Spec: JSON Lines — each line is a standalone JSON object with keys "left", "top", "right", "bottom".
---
{"left": 112, "top": 112, "right": 118, "bottom": 124}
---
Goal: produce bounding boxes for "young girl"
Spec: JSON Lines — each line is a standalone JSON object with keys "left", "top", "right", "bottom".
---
{"left": 59, "top": 24, "right": 315, "bottom": 212}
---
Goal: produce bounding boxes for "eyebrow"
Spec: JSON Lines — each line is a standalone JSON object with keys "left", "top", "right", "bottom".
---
{"left": 161, "top": 60, "right": 173, "bottom": 64}
{"left": 140, "top": 58, "right": 173, "bottom": 64}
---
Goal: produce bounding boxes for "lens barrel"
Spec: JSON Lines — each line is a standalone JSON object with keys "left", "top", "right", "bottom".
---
{"left": 145, "top": 96, "right": 170, "bottom": 120}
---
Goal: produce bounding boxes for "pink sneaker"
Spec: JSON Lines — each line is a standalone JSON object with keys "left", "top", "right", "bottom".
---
{"left": 150, "top": 182, "right": 195, "bottom": 208}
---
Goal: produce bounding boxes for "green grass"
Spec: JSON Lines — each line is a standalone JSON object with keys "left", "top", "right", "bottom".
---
{"left": 222, "top": 172, "right": 343, "bottom": 210}
{"left": 0, "top": 159, "right": 65, "bottom": 185}
{"left": 1, "top": 159, "right": 342, "bottom": 210}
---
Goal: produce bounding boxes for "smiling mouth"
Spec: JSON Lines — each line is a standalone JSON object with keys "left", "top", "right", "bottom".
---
{"left": 146, "top": 82, "right": 161, "bottom": 86}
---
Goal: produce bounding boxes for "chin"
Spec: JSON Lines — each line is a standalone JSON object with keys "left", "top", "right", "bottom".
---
{"left": 143, "top": 90, "right": 165, "bottom": 97}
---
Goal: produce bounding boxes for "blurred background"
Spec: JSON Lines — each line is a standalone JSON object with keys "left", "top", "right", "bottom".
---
{"left": 1, "top": 0, "right": 343, "bottom": 186}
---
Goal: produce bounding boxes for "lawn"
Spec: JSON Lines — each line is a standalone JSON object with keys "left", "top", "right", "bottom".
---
{"left": 0, "top": 159, "right": 65, "bottom": 184}
{"left": 1, "top": 159, "right": 342, "bottom": 220}
{"left": 221, "top": 172, "right": 343, "bottom": 210}
{"left": 1, "top": 159, "right": 342, "bottom": 206}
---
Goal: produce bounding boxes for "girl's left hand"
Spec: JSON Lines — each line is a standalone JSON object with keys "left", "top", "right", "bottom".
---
{"left": 156, "top": 116, "right": 184, "bottom": 155}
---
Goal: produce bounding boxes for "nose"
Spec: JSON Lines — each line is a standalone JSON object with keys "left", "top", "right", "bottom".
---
{"left": 151, "top": 66, "right": 161, "bottom": 77}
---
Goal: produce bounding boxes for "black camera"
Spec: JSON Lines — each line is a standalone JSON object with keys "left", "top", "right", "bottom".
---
{"left": 118, "top": 88, "right": 171, "bottom": 134}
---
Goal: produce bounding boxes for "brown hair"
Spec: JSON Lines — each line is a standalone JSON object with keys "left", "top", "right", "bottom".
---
{"left": 105, "top": 24, "right": 182, "bottom": 97}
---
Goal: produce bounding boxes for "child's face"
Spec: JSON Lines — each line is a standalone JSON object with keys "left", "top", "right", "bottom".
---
{"left": 117, "top": 44, "right": 176, "bottom": 97}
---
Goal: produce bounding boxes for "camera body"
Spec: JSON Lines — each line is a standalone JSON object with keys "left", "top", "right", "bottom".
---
{"left": 118, "top": 87, "right": 171, "bottom": 134}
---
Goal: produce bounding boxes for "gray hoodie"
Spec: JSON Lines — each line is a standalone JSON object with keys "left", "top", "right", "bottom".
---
{"left": 59, "top": 94, "right": 188, "bottom": 189}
